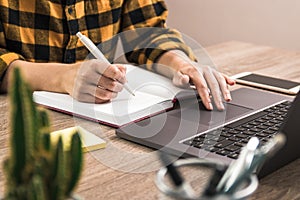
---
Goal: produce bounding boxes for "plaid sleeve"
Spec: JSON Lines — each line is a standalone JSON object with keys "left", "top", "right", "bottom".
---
{"left": 0, "top": 18, "right": 24, "bottom": 82}
{"left": 120, "top": 0, "right": 196, "bottom": 71}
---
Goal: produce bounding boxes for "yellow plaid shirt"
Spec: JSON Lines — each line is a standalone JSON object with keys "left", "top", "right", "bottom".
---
{"left": 0, "top": 0, "right": 195, "bottom": 81}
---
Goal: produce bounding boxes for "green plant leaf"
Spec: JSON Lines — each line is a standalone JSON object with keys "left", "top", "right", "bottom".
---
{"left": 66, "top": 132, "right": 83, "bottom": 195}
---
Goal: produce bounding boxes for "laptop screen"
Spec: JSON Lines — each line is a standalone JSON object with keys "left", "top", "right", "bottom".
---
{"left": 280, "top": 91, "right": 300, "bottom": 134}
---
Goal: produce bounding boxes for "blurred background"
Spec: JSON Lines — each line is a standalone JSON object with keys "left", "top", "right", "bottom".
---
{"left": 165, "top": 0, "right": 300, "bottom": 51}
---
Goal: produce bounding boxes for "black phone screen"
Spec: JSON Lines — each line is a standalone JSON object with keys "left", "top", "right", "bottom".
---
{"left": 239, "top": 74, "right": 300, "bottom": 89}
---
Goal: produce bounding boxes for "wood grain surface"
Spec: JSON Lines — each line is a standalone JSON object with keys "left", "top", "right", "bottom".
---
{"left": 1, "top": 41, "right": 300, "bottom": 199}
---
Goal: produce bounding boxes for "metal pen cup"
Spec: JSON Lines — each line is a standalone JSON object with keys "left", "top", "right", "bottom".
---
{"left": 155, "top": 158, "right": 259, "bottom": 200}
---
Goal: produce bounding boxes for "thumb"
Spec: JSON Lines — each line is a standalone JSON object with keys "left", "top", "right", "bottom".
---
{"left": 172, "top": 71, "right": 190, "bottom": 87}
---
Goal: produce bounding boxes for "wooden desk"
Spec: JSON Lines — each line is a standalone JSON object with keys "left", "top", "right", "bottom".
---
{"left": 1, "top": 41, "right": 300, "bottom": 199}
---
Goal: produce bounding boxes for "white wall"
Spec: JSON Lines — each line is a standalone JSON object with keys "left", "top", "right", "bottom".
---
{"left": 165, "top": 0, "right": 300, "bottom": 51}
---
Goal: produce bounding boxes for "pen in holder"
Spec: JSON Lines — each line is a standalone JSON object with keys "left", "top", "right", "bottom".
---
{"left": 156, "top": 134, "right": 286, "bottom": 199}
{"left": 155, "top": 155, "right": 259, "bottom": 200}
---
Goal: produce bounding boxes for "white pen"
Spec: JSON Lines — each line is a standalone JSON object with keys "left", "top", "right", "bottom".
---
{"left": 76, "top": 32, "right": 135, "bottom": 96}
{"left": 223, "top": 137, "right": 259, "bottom": 192}
{"left": 216, "top": 137, "right": 259, "bottom": 193}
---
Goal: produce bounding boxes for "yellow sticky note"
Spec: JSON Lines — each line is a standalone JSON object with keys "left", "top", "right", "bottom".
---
{"left": 50, "top": 126, "right": 106, "bottom": 152}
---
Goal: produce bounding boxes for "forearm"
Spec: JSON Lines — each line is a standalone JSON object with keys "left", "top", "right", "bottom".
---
{"left": 0, "top": 59, "right": 128, "bottom": 104}
{"left": 0, "top": 60, "right": 76, "bottom": 93}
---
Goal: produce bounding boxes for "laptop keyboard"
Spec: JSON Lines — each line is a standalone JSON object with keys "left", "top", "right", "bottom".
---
{"left": 183, "top": 101, "right": 292, "bottom": 159}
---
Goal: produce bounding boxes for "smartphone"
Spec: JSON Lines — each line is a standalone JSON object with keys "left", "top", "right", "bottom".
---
{"left": 231, "top": 72, "right": 300, "bottom": 95}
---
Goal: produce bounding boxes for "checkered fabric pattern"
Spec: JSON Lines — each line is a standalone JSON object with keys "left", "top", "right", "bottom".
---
{"left": 0, "top": 0, "right": 195, "bottom": 81}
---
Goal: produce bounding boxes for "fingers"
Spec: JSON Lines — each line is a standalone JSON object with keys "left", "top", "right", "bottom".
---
{"left": 196, "top": 80, "right": 214, "bottom": 110}
{"left": 72, "top": 60, "right": 126, "bottom": 103}
{"left": 200, "top": 66, "right": 235, "bottom": 110}
{"left": 186, "top": 68, "right": 214, "bottom": 110}
{"left": 91, "top": 84, "right": 119, "bottom": 102}
{"left": 178, "top": 64, "right": 234, "bottom": 111}
{"left": 73, "top": 79, "right": 120, "bottom": 103}
{"left": 223, "top": 74, "right": 236, "bottom": 86}
{"left": 101, "top": 64, "right": 127, "bottom": 84}
{"left": 73, "top": 84, "right": 118, "bottom": 103}
{"left": 203, "top": 67, "right": 225, "bottom": 110}
{"left": 212, "top": 70, "right": 232, "bottom": 102}
{"left": 97, "top": 75, "right": 124, "bottom": 92}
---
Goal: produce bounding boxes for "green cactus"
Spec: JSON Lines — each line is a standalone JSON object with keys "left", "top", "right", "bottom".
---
{"left": 3, "top": 67, "right": 83, "bottom": 200}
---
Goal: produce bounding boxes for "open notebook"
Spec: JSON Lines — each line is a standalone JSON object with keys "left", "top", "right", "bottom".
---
{"left": 33, "top": 65, "right": 189, "bottom": 127}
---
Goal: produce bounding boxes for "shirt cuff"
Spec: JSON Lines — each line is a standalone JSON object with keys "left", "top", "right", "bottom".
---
{"left": 0, "top": 52, "right": 24, "bottom": 81}
{"left": 140, "top": 43, "right": 197, "bottom": 72}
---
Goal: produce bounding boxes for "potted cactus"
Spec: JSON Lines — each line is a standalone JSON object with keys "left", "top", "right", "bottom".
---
{"left": 3, "top": 68, "right": 83, "bottom": 200}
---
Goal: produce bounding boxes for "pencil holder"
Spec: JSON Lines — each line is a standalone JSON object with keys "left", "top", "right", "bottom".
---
{"left": 155, "top": 158, "right": 259, "bottom": 200}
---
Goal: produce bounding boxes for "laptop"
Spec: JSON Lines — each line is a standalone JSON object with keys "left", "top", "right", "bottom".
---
{"left": 116, "top": 87, "right": 300, "bottom": 178}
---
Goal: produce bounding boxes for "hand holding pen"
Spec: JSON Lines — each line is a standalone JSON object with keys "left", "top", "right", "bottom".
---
{"left": 76, "top": 32, "right": 135, "bottom": 97}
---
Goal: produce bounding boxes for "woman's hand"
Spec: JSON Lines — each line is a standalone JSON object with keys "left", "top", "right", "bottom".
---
{"left": 65, "top": 60, "right": 127, "bottom": 103}
{"left": 157, "top": 50, "right": 235, "bottom": 110}
{"left": 172, "top": 62, "right": 235, "bottom": 110}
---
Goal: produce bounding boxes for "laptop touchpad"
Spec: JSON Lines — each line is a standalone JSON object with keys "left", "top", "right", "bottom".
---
{"left": 169, "top": 102, "right": 253, "bottom": 127}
